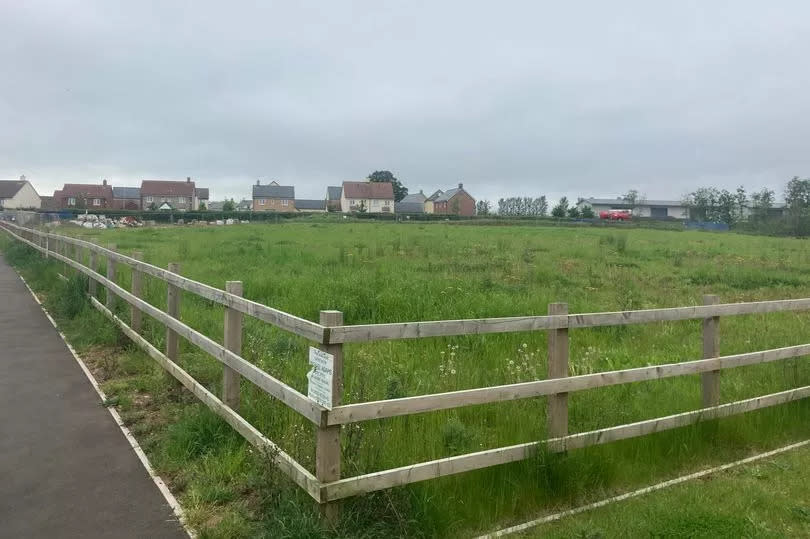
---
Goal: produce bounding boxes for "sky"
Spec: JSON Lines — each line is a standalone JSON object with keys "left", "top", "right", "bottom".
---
{"left": 2, "top": 1, "right": 810, "bottom": 204}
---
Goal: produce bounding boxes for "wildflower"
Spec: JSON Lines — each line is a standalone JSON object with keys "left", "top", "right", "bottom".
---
{"left": 522, "top": 343, "right": 528, "bottom": 348}
{"left": 451, "top": 369, "right": 456, "bottom": 375}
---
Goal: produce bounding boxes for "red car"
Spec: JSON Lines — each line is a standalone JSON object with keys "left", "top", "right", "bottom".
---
{"left": 599, "top": 209, "right": 632, "bottom": 221}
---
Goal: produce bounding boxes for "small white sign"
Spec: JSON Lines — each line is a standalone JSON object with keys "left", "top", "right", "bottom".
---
{"left": 307, "top": 347, "right": 334, "bottom": 409}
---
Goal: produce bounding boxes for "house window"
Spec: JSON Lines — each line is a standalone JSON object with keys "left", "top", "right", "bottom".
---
{"left": 68, "top": 197, "right": 76, "bottom": 206}
{"left": 383, "top": 200, "right": 390, "bottom": 206}
{"left": 282, "top": 199, "right": 289, "bottom": 207}
{"left": 146, "top": 196, "right": 153, "bottom": 203}
{"left": 92, "top": 198, "right": 101, "bottom": 206}
{"left": 260, "top": 199, "right": 266, "bottom": 206}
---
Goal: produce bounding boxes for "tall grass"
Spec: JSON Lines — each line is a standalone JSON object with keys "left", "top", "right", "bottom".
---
{"left": 6, "top": 222, "right": 810, "bottom": 537}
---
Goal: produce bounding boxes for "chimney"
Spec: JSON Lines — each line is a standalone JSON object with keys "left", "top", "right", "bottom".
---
{"left": 186, "top": 176, "right": 191, "bottom": 183}
{"left": 256, "top": 179, "right": 260, "bottom": 186}
{"left": 420, "top": 189, "right": 423, "bottom": 194}
{"left": 19, "top": 175, "right": 25, "bottom": 182}
{"left": 458, "top": 182, "right": 463, "bottom": 189}
{"left": 102, "top": 179, "right": 107, "bottom": 186}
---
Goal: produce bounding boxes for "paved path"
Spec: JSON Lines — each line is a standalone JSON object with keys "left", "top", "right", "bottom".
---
{"left": 0, "top": 256, "right": 186, "bottom": 538}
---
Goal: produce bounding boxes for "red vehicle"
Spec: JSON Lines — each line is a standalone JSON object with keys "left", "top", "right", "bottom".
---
{"left": 599, "top": 209, "right": 632, "bottom": 221}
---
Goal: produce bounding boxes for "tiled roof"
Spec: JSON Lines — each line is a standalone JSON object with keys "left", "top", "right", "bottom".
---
{"left": 196, "top": 187, "right": 209, "bottom": 199}
{"left": 400, "top": 192, "right": 427, "bottom": 204}
{"left": 59, "top": 183, "right": 114, "bottom": 199}
{"left": 141, "top": 180, "right": 195, "bottom": 196}
{"left": 296, "top": 199, "right": 327, "bottom": 210}
{"left": 583, "top": 197, "right": 686, "bottom": 207}
{"left": 426, "top": 189, "right": 444, "bottom": 201}
{"left": 434, "top": 188, "right": 462, "bottom": 202}
{"left": 113, "top": 186, "right": 140, "bottom": 199}
{"left": 395, "top": 202, "right": 425, "bottom": 213}
{"left": 327, "top": 186, "right": 342, "bottom": 200}
{"left": 0, "top": 180, "right": 27, "bottom": 199}
{"left": 342, "top": 181, "right": 394, "bottom": 200}
{"left": 253, "top": 183, "right": 294, "bottom": 199}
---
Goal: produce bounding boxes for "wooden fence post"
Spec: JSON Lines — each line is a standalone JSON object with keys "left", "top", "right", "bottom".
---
{"left": 702, "top": 294, "right": 720, "bottom": 407}
{"left": 106, "top": 244, "right": 117, "bottom": 310}
{"left": 548, "top": 302, "right": 569, "bottom": 440}
{"left": 166, "top": 263, "right": 181, "bottom": 362}
{"left": 88, "top": 249, "right": 97, "bottom": 296}
{"left": 317, "top": 310, "right": 344, "bottom": 525}
{"left": 131, "top": 251, "right": 144, "bottom": 333}
{"left": 222, "top": 281, "right": 244, "bottom": 410}
{"left": 44, "top": 233, "right": 49, "bottom": 259}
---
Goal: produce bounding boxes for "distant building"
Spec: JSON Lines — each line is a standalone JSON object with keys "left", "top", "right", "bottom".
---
{"left": 252, "top": 180, "right": 295, "bottom": 212}
{"left": 196, "top": 188, "right": 209, "bottom": 209}
{"left": 112, "top": 186, "right": 141, "bottom": 210}
{"left": 395, "top": 190, "right": 427, "bottom": 214}
{"left": 237, "top": 199, "right": 252, "bottom": 211}
{"left": 340, "top": 181, "right": 395, "bottom": 213}
{"left": 577, "top": 198, "right": 690, "bottom": 219}
{"left": 433, "top": 183, "right": 475, "bottom": 216}
{"left": 425, "top": 190, "right": 444, "bottom": 214}
{"left": 141, "top": 178, "right": 205, "bottom": 211}
{"left": 0, "top": 176, "right": 41, "bottom": 209}
{"left": 296, "top": 199, "right": 327, "bottom": 213}
{"left": 326, "top": 186, "right": 342, "bottom": 212}
{"left": 53, "top": 180, "right": 114, "bottom": 209}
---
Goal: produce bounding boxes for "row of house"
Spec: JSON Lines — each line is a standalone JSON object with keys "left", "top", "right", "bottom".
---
{"left": 44, "top": 178, "right": 210, "bottom": 211}
{"left": 207, "top": 180, "right": 478, "bottom": 216}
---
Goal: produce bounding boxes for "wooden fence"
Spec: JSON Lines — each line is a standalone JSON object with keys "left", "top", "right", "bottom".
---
{"left": 3, "top": 220, "right": 810, "bottom": 523}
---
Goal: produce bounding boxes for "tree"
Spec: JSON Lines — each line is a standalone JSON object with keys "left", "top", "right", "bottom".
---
{"left": 623, "top": 189, "right": 645, "bottom": 214}
{"left": 567, "top": 206, "right": 581, "bottom": 218}
{"left": 750, "top": 188, "right": 774, "bottom": 220}
{"left": 357, "top": 200, "right": 367, "bottom": 213}
{"left": 551, "top": 197, "right": 569, "bottom": 218}
{"left": 451, "top": 199, "right": 460, "bottom": 215}
{"left": 148, "top": 202, "right": 157, "bottom": 211}
{"left": 683, "top": 187, "right": 740, "bottom": 225}
{"left": 580, "top": 205, "right": 595, "bottom": 218}
{"left": 785, "top": 177, "right": 810, "bottom": 214}
{"left": 476, "top": 200, "right": 491, "bottom": 216}
{"left": 199, "top": 202, "right": 207, "bottom": 211}
{"left": 367, "top": 170, "right": 408, "bottom": 202}
{"left": 222, "top": 199, "right": 235, "bottom": 212}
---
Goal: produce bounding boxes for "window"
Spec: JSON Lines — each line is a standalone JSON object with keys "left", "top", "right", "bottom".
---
{"left": 383, "top": 200, "right": 390, "bottom": 206}
{"left": 260, "top": 199, "right": 266, "bottom": 205}
{"left": 68, "top": 197, "right": 76, "bottom": 206}
{"left": 146, "top": 196, "right": 153, "bottom": 203}
{"left": 92, "top": 198, "right": 101, "bottom": 206}
{"left": 282, "top": 199, "right": 289, "bottom": 206}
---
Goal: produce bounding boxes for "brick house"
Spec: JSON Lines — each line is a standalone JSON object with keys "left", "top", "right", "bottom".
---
{"left": 112, "top": 186, "right": 141, "bottom": 210}
{"left": 252, "top": 181, "right": 295, "bottom": 211}
{"left": 340, "top": 181, "right": 395, "bottom": 213}
{"left": 141, "top": 178, "right": 202, "bottom": 211}
{"left": 425, "top": 190, "right": 443, "bottom": 214}
{"left": 432, "top": 183, "right": 475, "bottom": 216}
{"left": 52, "top": 180, "right": 114, "bottom": 209}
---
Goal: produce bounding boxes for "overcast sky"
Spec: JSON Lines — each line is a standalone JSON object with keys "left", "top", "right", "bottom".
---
{"left": 2, "top": 2, "right": 810, "bottom": 203}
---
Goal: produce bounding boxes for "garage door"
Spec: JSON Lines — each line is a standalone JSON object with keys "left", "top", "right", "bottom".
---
{"left": 650, "top": 207, "right": 668, "bottom": 219}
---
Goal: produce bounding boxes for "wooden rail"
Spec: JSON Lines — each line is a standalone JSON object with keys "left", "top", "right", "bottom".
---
{"left": 4, "top": 220, "right": 810, "bottom": 520}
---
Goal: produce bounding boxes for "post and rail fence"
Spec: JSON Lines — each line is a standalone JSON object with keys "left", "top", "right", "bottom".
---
{"left": 3, "top": 220, "right": 810, "bottom": 524}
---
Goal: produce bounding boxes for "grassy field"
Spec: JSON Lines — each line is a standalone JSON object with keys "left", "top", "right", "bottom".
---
{"left": 4, "top": 219, "right": 810, "bottom": 537}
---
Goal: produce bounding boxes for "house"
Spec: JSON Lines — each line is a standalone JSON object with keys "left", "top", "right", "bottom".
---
{"left": 577, "top": 198, "right": 690, "bottom": 219}
{"left": 296, "top": 199, "right": 327, "bottom": 213}
{"left": 237, "top": 200, "right": 252, "bottom": 211}
{"left": 0, "top": 176, "right": 41, "bottom": 209}
{"left": 425, "top": 190, "right": 444, "bottom": 214}
{"left": 112, "top": 187, "right": 141, "bottom": 210}
{"left": 433, "top": 183, "right": 475, "bottom": 216}
{"left": 340, "top": 181, "right": 395, "bottom": 213}
{"left": 141, "top": 178, "right": 204, "bottom": 211}
{"left": 326, "top": 186, "right": 342, "bottom": 212}
{"left": 207, "top": 201, "right": 224, "bottom": 211}
{"left": 395, "top": 190, "right": 427, "bottom": 214}
{"left": 52, "top": 180, "right": 114, "bottom": 209}
{"left": 196, "top": 188, "right": 209, "bottom": 209}
{"left": 252, "top": 180, "right": 295, "bottom": 211}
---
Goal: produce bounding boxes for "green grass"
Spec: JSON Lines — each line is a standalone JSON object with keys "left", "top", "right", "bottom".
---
{"left": 525, "top": 443, "right": 810, "bottom": 538}
{"left": 5, "top": 220, "right": 810, "bottom": 537}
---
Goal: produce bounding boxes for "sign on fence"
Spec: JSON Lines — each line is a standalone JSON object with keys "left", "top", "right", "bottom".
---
{"left": 307, "top": 347, "right": 334, "bottom": 409}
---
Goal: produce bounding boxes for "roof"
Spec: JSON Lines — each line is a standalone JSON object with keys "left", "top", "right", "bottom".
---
{"left": 253, "top": 183, "right": 294, "bottom": 199}
{"left": 0, "top": 180, "right": 27, "bottom": 199}
{"left": 342, "top": 181, "right": 394, "bottom": 200}
{"left": 141, "top": 180, "right": 195, "bottom": 196}
{"left": 296, "top": 199, "right": 327, "bottom": 210}
{"left": 196, "top": 187, "right": 209, "bottom": 199}
{"left": 208, "top": 201, "right": 224, "bottom": 211}
{"left": 237, "top": 199, "right": 252, "bottom": 210}
{"left": 435, "top": 188, "right": 462, "bottom": 202}
{"left": 582, "top": 198, "right": 686, "bottom": 207}
{"left": 426, "top": 190, "right": 444, "bottom": 201}
{"left": 59, "top": 183, "right": 114, "bottom": 199}
{"left": 395, "top": 202, "right": 425, "bottom": 213}
{"left": 113, "top": 186, "right": 140, "bottom": 199}
{"left": 327, "top": 186, "right": 342, "bottom": 200}
{"left": 400, "top": 192, "right": 427, "bottom": 204}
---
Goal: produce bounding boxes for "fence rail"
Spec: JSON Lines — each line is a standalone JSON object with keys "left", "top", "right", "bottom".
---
{"left": 2, "top": 220, "right": 810, "bottom": 525}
